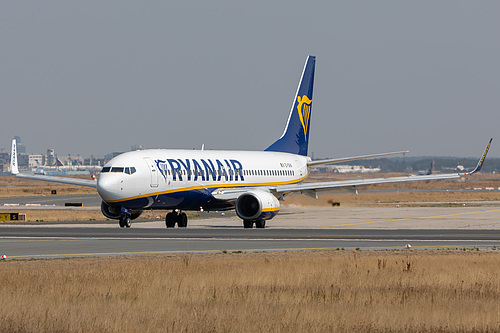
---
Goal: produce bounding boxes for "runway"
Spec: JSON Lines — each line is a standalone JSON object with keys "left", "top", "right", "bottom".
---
{"left": 1, "top": 229, "right": 499, "bottom": 259}
{"left": 1, "top": 204, "right": 500, "bottom": 259}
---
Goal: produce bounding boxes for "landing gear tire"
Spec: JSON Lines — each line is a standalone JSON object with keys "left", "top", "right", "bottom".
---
{"left": 119, "top": 214, "right": 131, "bottom": 228}
{"left": 165, "top": 212, "right": 176, "bottom": 228}
{"left": 243, "top": 220, "right": 253, "bottom": 229}
{"left": 255, "top": 220, "right": 266, "bottom": 228}
{"left": 177, "top": 212, "right": 188, "bottom": 228}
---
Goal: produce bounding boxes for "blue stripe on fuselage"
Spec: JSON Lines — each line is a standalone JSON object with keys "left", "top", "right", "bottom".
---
{"left": 115, "top": 187, "right": 215, "bottom": 211}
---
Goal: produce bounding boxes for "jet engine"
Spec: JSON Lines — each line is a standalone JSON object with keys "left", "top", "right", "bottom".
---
{"left": 235, "top": 190, "right": 280, "bottom": 221}
{"left": 101, "top": 201, "right": 142, "bottom": 220}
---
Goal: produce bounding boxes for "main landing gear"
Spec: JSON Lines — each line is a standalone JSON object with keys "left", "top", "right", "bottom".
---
{"left": 165, "top": 210, "right": 188, "bottom": 228}
{"left": 119, "top": 214, "right": 131, "bottom": 228}
{"left": 243, "top": 220, "right": 266, "bottom": 229}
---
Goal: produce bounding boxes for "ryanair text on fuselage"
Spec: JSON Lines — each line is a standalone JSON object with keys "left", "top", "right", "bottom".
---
{"left": 155, "top": 158, "right": 245, "bottom": 182}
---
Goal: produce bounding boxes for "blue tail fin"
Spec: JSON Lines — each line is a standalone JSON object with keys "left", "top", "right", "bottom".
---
{"left": 265, "top": 55, "right": 316, "bottom": 156}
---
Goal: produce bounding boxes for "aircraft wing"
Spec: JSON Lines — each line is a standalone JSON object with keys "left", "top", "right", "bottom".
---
{"left": 213, "top": 138, "right": 492, "bottom": 201}
{"left": 272, "top": 138, "right": 492, "bottom": 199}
{"left": 211, "top": 173, "right": 460, "bottom": 201}
{"left": 269, "top": 173, "right": 459, "bottom": 199}
{"left": 13, "top": 173, "right": 97, "bottom": 188}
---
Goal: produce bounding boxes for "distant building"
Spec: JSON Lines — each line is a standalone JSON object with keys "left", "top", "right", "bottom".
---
{"left": 46, "top": 149, "right": 56, "bottom": 166}
{"left": 105, "top": 152, "right": 123, "bottom": 160}
{"left": 14, "top": 136, "right": 26, "bottom": 154}
{"left": 84, "top": 157, "right": 105, "bottom": 167}
{"left": 17, "top": 153, "right": 29, "bottom": 168}
{"left": 28, "top": 155, "right": 44, "bottom": 168}
{"left": 131, "top": 144, "right": 145, "bottom": 151}
{"left": 312, "top": 165, "right": 381, "bottom": 174}
{"left": 0, "top": 152, "right": 9, "bottom": 166}
{"left": 0, "top": 152, "right": 9, "bottom": 173}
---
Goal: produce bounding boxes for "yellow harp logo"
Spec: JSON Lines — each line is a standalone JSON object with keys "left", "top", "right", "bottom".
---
{"left": 297, "top": 95, "right": 312, "bottom": 139}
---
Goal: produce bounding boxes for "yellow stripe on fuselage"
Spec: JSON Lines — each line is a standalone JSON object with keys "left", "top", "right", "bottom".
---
{"left": 105, "top": 174, "right": 308, "bottom": 204}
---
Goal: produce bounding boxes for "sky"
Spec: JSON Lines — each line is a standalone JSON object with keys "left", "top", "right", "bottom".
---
{"left": 1, "top": 1, "right": 499, "bottom": 159}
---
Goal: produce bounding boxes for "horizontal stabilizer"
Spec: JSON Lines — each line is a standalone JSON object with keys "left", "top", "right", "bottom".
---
{"left": 308, "top": 150, "right": 409, "bottom": 167}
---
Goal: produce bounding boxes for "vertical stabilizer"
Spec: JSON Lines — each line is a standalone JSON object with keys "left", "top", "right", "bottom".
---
{"left": 10, "top": 139, "right": 19, "bottom": 175}
{"left": 265, "top": 55, "right": 316, "bottom": 156}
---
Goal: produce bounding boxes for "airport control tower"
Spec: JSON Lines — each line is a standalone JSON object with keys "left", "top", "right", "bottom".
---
{"left": 46, "top": 148, "right": 56, "bottom": 166}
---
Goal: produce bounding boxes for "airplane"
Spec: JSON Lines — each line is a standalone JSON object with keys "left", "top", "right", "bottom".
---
{"left": 10, "top": 56, "right": 492, "bottom": 229}
{"left": 418, "top": 160, "right": 435, "bottom": 175}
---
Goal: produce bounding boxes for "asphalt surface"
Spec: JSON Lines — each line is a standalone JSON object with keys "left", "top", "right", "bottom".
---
{"left": 1, "top": 225, "right": 499, "bottom": 260}
{"left": 1, "top": 195, "right": 500, "bottom": 259}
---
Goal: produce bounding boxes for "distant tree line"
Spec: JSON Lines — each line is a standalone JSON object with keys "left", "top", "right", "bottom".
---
{"left": 316, "top": 157, "right": 500, "bottom": 173}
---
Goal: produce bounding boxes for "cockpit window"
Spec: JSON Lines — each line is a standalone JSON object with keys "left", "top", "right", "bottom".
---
{"left": 101, "top": 166, "right": 136, "bottom": 174}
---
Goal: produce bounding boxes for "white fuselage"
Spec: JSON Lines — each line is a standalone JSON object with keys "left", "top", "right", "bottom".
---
{"left": 97, "top": 149, "right": 310, "bottom": 211}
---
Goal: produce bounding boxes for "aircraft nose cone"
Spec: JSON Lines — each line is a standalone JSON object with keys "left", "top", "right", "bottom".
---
{"left": 97, "top": 175, "right": 120, "bottom": 201}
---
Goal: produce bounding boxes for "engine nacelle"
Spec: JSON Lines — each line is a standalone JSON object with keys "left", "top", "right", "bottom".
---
{"left": 235, "top": 190, "right": 280, "bottom": 221}
{"left": 101, "top": 201, "right": 142, "bottom": 220}
{"left": 101, "top": 201, "right": 121, "bottom": 220}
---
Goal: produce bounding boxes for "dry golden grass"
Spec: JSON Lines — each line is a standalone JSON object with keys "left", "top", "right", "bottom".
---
{"left": 0, "top": 209, "right": 105, "bottom": 222}
{"left": 0, "top": 251, "right": 499, "bottom": 332}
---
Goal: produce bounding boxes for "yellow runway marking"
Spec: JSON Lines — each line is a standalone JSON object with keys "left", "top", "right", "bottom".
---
{"left": 312, "top": 209, "right": 500, "bottom": 228}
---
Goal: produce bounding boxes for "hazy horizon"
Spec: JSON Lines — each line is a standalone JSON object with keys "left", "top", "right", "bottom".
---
{"left": 1, "top": 2, "right": 499, "bottom": 158}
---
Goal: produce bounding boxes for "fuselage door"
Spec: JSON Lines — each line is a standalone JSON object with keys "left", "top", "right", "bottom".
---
{"left": 143, "top": 157, "right": 159, "bottom": 188}
{"left": 295, "top": 159, "right": 304, "bottom": 177}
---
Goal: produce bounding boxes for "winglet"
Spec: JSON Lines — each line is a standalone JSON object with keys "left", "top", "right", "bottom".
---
{"left": 465, "top": 138, "right": 492, "bottom": 175}
{"left": 10, "top": 139, "right": 19, "bottom": 175}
